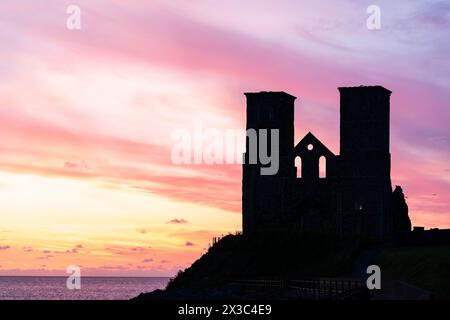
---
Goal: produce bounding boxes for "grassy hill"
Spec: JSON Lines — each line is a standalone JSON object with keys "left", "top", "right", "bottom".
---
{"left": 135, "top": 233, "right": 450, "bottom": 300}
{"left": 376, "top": 245, "right": 450, "bottom": 299}
{"left": 166, "top": 232, "right": 376, "bottom": 290}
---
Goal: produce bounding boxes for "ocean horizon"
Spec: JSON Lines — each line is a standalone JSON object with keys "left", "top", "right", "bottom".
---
{"left": 0, "top": 276, "right": 170, "bottom": 300}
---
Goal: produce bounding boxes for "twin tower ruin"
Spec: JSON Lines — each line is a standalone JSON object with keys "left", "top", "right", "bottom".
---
{"left": 242, "top": 86, "right": 411, "bottom": 238}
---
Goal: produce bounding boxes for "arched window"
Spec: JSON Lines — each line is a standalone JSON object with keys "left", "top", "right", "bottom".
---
{"left": 319, "top": 156, "right": 326, "bottom": 178}
{"left": 295, "top": 156, "right": 302, "bottom": 178}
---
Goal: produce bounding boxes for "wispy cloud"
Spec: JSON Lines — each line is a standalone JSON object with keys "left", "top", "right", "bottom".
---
{"left": 167, "top": 218, "right": 189, "bottom": 224}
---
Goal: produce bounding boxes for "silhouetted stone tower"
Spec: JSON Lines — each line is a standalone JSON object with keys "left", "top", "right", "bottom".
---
{"left": 338, "top": 86, "right": 393, "bottom": 237}
{"left": 242, "top": 92, "right": 296, "bottom": 234}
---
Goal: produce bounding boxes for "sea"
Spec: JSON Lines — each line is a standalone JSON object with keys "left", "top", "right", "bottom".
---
{"left": 0, "top": 276, "right": 170, "bottom": 300}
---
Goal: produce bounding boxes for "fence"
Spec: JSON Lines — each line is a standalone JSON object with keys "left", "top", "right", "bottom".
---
{"left": 233, "top": 278, "right": 369, "bottom": 300}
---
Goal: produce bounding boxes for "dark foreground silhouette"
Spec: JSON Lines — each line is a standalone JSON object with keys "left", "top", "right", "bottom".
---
{"left": 134, "top": 232, "right": 450, "bottom": 300}
{"left": 134, "top": 233, "right": 374, "bottom": 300}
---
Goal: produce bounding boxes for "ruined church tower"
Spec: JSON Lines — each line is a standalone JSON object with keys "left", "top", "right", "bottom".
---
{"left": 339, "top": 86, "right": 393, "bottom": 237}
{"left": 242, "top": 92, "right": 296, "bottom": 234}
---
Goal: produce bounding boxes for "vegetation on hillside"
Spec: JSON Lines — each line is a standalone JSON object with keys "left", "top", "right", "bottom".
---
{"left": 167, "top": 232, "right": 377, "bottom": 290}
{"left": 376, "top": 245, "right": 450, "bottom": 299}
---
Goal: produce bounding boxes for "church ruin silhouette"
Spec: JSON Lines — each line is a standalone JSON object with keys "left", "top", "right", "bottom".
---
{"left": 242, "top": 86, "right": 411, "bottom": 238}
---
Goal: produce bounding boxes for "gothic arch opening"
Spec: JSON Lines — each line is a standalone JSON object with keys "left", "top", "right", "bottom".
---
{"left": 319, "top": 156, "right": 326, "bottom": 178}
{"left": 295, "top": 156, "right": 302, "bottom": 178}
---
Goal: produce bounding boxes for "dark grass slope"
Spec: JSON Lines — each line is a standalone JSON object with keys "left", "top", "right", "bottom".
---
{"left": 134, "top": 233, "right": 450, "bottom": 300}
{"left": 135, "top": 233, "right": 377, "bottom": 300}
{"left": 376, "top": 245, "right": 450, "bottom": 299}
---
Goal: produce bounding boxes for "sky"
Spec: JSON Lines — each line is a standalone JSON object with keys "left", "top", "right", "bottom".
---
{"left": 0, "top": 0, "right": 449, "bottom": 276}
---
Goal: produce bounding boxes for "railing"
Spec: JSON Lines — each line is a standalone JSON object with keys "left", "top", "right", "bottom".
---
{"left": 233, "top": 278, "right": 369, "bottom": 300}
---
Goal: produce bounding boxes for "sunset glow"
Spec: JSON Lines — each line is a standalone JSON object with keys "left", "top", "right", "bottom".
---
{"left": 0, "top": 0, "right": 449, "bottom": 276}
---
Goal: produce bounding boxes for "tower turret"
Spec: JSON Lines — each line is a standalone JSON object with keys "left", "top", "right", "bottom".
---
{"left": 338, "top": 86, "right": 393, "bottom": 237}
{"left": 242, "top": 91, "right": 296, "bottom": 234}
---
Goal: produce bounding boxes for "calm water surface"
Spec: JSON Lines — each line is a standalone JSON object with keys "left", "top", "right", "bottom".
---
{"left": 0, "top": 276, "right": 170, "bottom": 300}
